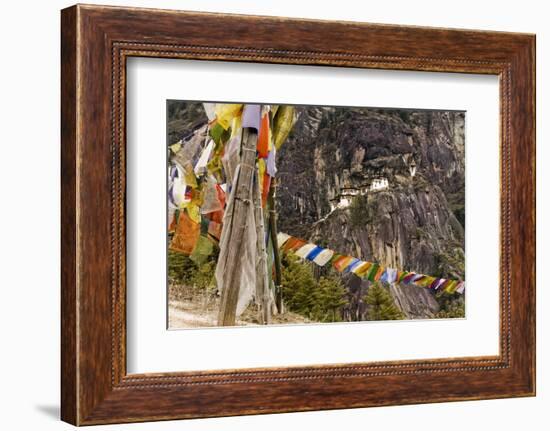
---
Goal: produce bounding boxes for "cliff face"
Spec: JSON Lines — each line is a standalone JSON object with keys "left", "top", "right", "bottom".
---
{"left": 276, "top": 107, "right": 465, "bottom": 318}
{"left": 167, "top": 101, "right": 208, "bottom": 145}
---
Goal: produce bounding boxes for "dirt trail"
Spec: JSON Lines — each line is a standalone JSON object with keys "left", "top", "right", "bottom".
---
{"left": 168, "top": 297, "right": 311, "bottom": 329}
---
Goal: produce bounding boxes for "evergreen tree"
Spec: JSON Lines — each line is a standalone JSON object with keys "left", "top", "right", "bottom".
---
{"left": 281, "top": 255, "right": 349, "bottom": 322}
{"left": 364, "top": 282, "right": 404, "bottom": 321}
{"left": 281, "top": 254, "right": 318, "bottom": 317}
{"left": 317, "top": 275, "right": 347, "bottom": 322}
{"left": 435, "top": 293, "right": 465, "bottom": 318}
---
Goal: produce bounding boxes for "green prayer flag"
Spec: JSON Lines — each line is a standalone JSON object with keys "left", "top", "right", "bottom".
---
{"left": 367, "top": 263, "right": 380, "bottom": 282}
{"left": 209, "top": 122, "right": 229, "bottom": 145}
{"left": 190, "top": 235, "right": 214, "bottom": 266}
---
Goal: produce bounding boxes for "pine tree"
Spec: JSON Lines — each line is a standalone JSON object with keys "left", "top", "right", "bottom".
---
{"left": 281, "top": 255, "right": 349, "bottom": 322}
{"left": 318, "top": 275, "right": 347, "bottom": 322}
{"left": 364, "top": 282, "right": 404, "bottom": 321}
{"left": 281, "top": 254, "right": 318, "bottom": 317}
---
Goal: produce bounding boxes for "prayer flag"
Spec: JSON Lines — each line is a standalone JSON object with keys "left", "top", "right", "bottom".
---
{"left": 295, "top": 243, "right": 317, "bottom": 259}
{"left": 169, "top": 211, "right": 200, "bottom": 255}
{"left": 434, "top": 279, "right": 447, "bottom": 290}
{"left": 343, "top": 258, "right": 361, "bottom": 273}
{"left": 402, "top": 273, "right": 417, "bottom": 284}
{"left": 367, "top": 264, "right": 380, "bottom": 281}
{"left": 209, "top": 122, "right": 225, "bottom": 144}
{"left": 214, "top": 104, "right": 242, "bottom": 130}
{"left": 267, "top": 146, "right": 277, "bottom": 177}
{"left": 277, "top": 232, "right": 291, "bottom": 247}
{"left": 208, "top": 220, "right": 222, "bottom": 241}
{"left": 202, "top": 103, "right": 216, "bottom": 121}
{"left": 335, "top": 256, "right": 354, "bottom": 272}
{"left": 313, "top": 249, "right": 334, "bottom": 266}
{"left": 398, "top": 271, "right": 409, "bottom": 282}
{"left": 353, "top": 261, "right": 371, "bottom": 277}
{"left": 169, "top": 140, "right": 182, "bottom": 154}
{"left": 444, "top": 280, "right": 459, "bottom": 293}
{"left": 305, "top": 246, "right": 324, "bottom": 261}
{"left": 190, "top": 235, "right": 214, "bottom": 265}
{"left": 273, "top": 105, "right": 295, "bottom": 150}
{"left": 386, "top": 268, "right": 398, "bottom": 283}
{"left": 257, "top": 112, "right": 270, "bottom": 158}
{"left": 194, "top": 140, "right": 214, "bottom": 174}
{"left": 373, "top": 265, "right": 385, "bottom": 281}
{"left": 242, "top": 104, "right": 261, "bottom": 130}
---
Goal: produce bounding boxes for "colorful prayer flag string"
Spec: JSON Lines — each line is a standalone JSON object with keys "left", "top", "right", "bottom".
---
{"left": 277, "top": 232, "right": 465, "bottom": 295}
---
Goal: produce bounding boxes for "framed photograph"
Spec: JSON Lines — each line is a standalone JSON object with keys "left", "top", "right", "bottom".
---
{"left": 61, "top": 4, "right": 536, "bottom": 425}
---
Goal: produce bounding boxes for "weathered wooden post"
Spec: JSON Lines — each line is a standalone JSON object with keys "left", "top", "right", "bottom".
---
{"left": 217, "top": 129, "right": 258, "bottom": 326}
{"left": 253, "top": 170, "right": 271, "bottom": 324}
{"left": 268, "top": 179, "right": 283, "bottom": 313}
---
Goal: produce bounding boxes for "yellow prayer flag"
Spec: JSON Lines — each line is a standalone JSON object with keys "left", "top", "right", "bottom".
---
{"left": 268, "top": 123, "right": 273, "bottom": 152}
{"left": 186, "top": 204, "right": 201, "bottom": 224}
{"left": 258, "top": 158, "right": 266, "bottom": 178}
{"left": 183, "top": 163, "right": 198, "bottom": 189}
{"left": 215, "top": 104, "right": 243, "bottom": 130}
{"left": 273, "top": 106, "right": 295, "bottom": 150}
{"left": 257, "top": 158, "right": 266, "bottom": 199}
{"left": 418, "top": 276, "right": 435, "bottom": 288}
{"left": 444, "top": 280, "right": 459, "bottom": 293}
{"left": 169, "top": 140, "right": 182, "bottom": 154}
{"left": 352, "top": 262, "right": 370, "bottom": 276}
{"left": 230, "top": 115, "right": 242, "bottom": 139}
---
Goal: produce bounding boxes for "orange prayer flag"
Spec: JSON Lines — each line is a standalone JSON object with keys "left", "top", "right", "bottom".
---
{"left": 168, "top": 211, "right": 177, "bottom": 233}
{"left": 334, "top": 256, "right": 354, "bottom": 272}
{"left": 282, "top": 237, "right": 306, "bottom": 252}
{"left": 373, "top": 265, "right": 385, "bottom": 281}
{"left": 169, "top": 211, "right": 200, "bottom": 255}
{"left": 257, "top": 112, "right": 270, "bottom": 159}
{"left": 289, "top": 239, "right": 307, "bottom": 251}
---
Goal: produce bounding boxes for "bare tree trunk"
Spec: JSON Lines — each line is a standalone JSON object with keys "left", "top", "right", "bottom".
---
{"left": 217, "top": 130, "right": 258, "bottom": 326}
{"left": 253, "top": 169, "right": 271, "bottom": 324}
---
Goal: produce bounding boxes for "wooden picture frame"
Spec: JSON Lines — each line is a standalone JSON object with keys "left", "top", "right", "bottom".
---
{"left": 61, "top": 4, "right": 535, "bottom": 425}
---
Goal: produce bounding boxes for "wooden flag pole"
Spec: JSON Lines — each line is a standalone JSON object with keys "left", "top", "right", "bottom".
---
{"left": 253, "top": 170, "right": 271, "bottom": 324}
{"left": 217, "top": 129, "right": 258, "bottom": 326}
{"left": 268, "top": 179, "right": 283, "bottom": 313}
